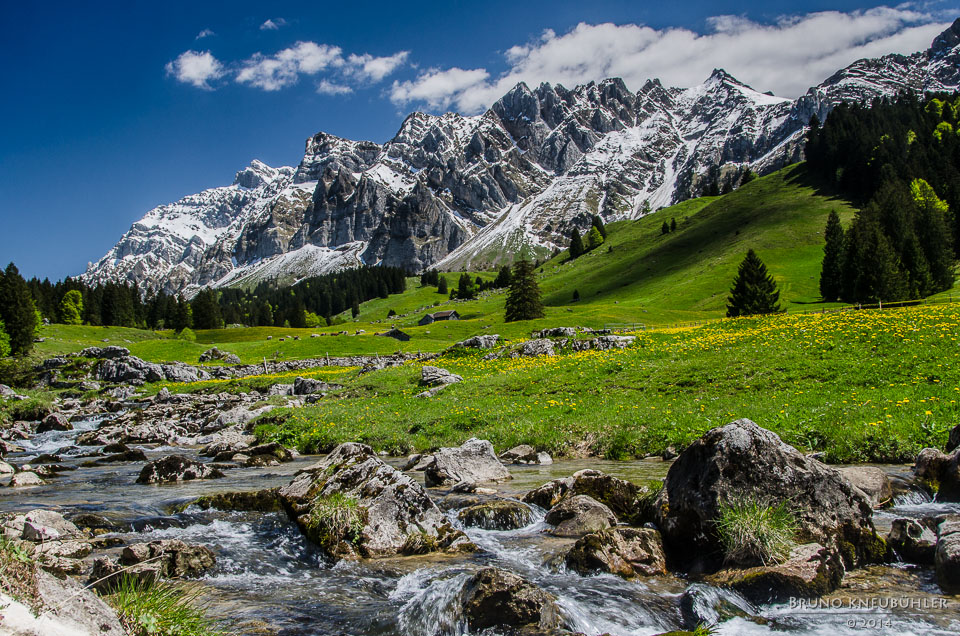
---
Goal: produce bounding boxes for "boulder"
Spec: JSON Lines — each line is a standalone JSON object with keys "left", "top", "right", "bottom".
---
{"left": 37, "top": 413, "right": 72, "bottom": 433}
{"left": 462, "top": 567, "right": 559, "bottom": 632}
{"left": 523, "top": 469, "right": 643, "bottom": 524}
{"left": 536, "top": 327, "right": 576, "bottom": 338}
{"left": 888, "top": 518, "right": 937, "bottom": 565}
{"left": 0, "top": 384, "right": 15, "bottom": 397}
{"left": 278, "top": 442, "right": 473, "bottom": 559}
{"left": 200, "top": 427, "right": 258, "bottom": 457}
{"left": 78, "top": 381, "right": 101, "bottom": 392}
{"left": 499, "top": 444, "right": 552, "bottom": 465}
{"left": 186, "top": 489, "right": 283, "bottom": 513}
{"left": 0, "top": 439, "right": 24, "bottom": 455}
{"left": 518, "top": 339, "right": 555, "bottom": 357}
{"left": 267, "top": 383, "right": 294, "bottom": 396}
{"left": 706, "top": 543, "right": 844, "bottom": 603}
{"left": 948, "top": 424, "right": 960, "bottom": 453}
{"left": 458, "top": 500, "right": 534, "bottom": 530}
{"left": 136, "top": 455, "right": 224, "bottom": 484}
{"left": 592, "top": 335, "right": 636, "bottom": 350}
{"left": 78, "top": 345, "right": 130, "bottom": 359}
{"left": 655, "top": 419, "right": 883, "bottom": 572}
{"left": 545, "top": 495, "right": 617, "bottom": 537}
{"left": 836, "top": 466, "right": 893, "bottom": 508}
{"left": 10, "top": 472, "right": 44, "bottom": 487}
{"left": 420, "top": 366, "right": 463, "bottom": 387}
{"left": 678, "top": 584, "right": 767, "bottom": 631}
{"left": 936, "top": 517, "right": 960, "bottom": 593}
{"left": 0, "top": 461, "right": 13, "bottom": 474}
{"left": 92, "top": 448, "right": 149, "bottom": 464}
{"left": 97, "top": 356, "right": 164, "bottom": 383}
{"left": 161, "top": 362, "right": 209, "bottom": 383}
{"left": 21, "top": 510, "right": 82, "bottom": 542}
{"left": 294, "top": 377, "right": 329, "bottom": 395}
{"left": 123, "top": 540, "right": 216, "bottom": 577}
{"left": 456, "top": 335, "right": 500, "bottom": 349}
{"left": 914, "top": 447, "right": 960, "bottom": 501}
{"left": 423, "top": 438, "right": 512, "bottom": 487}
{"left": 566, "top": 527, "right": 667, "bottom": 578}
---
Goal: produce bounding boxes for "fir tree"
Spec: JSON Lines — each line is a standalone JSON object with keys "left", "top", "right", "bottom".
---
{"left": 910, "top": 179, "right": 956, "bottom": 292}
{"left": 572, "top": 289, "right": 580, "bottom": 302}
{"left": 351, "top": 300, "right": 360, "bottom": 319}
{"left": 661, "top": 222, "right": 670, "bottom": 235}
{"left": 586, "top": 226, "right": 604, "bottom": 251}
{"left": 569, "top": 228, "right": 585, "bottom": 259}
{"left": 0, "top": 263, "right": 40, "bottom": 356}
{"left": 670, "top": 218, "right": 677, "bottom": 232}
{"left": 493, "top": 265, "right": 512, "bottom": 288}
{"left": 456, "top": 273, "right": 476, "bottom": 300}
{"left": 819, "top": 210, "right": 845, "bottom": 301}
{"left": 841, "top": 211, "right": 907, "bottom": 303}
{"left": 58, "top": 290, "right": 84, "bottom": 325}
{"left": 437, "top": 276, "right": 448, "bottom": 295}
{"left": 191, "top": 289, "right": 222, "bottom": 329}
{"left": 591, "top": 215, "right": 607, "bottom": 239}
{"left": 726, "top": 250, "right": 783, "bottom": 317}
{"left": 741, "top": 169, "right": 757, "bottom": 185}
{"left": 172, "top": 295, "right": 192, "bottom": 332}
{"left": 504, "top": 259, "right": 544, "bottom": 322}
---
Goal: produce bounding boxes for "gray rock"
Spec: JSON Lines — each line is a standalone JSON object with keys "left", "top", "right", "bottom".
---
{"left": 936, "top": 518, "right": 960, "bottom": 593}
{"left": 836, "top": 465, "right": 893, "bottom": 508}
{"left": 420, "top": 366, "right": 463, "bottom": 387}
{"left": 565, "top": 527, "right": 667, "bottom": 577}
{"left": 0, "top": 461, "right": 14, "bottom": 475}
{"left": 456, "top": 335, "right": 500, "bottom": 349}
{"left": 78, "top": 346, "right": 130, "bottom": 359}
{"left": 888, "top": 518, "right": 936, "bottom": 564}
{"left": 136, "top": 455, "right": 225, "bottom": 484}
{"left": 499, "top": 444, "right": 552, "bottom": 465}
{"left": 523, "top": 469, "right": 643, "bottom": 524}
{"left": 458, "top": 500, "right": 534, "bottom": 530}
{"left": 78, "top": 381, "right": 101, "bottom": 392}
{"left": 13, "top": 569, "right": 127, "bottom": 636}
{"left": 948, "top": 424, "right": 960, "bottom": 453}
{"left": 278, "top": 442, "right": 473, "bottom": 559}
{"left": 0, "top": 384, "right": 15, "bottom": 397}
{"left": 462, "top": 567, "right": 559, "bottom": 632}
{"left": 37, "top": 413, "right": 72, "bottom": 433}
{"left": 0, "top": 439, "right": 24, "bottom": 455}
{"left": 267, "top": 383, "right": 294, "bottom": 396}
{"left": 536, "top": 327, "right": 576, "bottom": 338}
{"left": 294, "top": 376, "right": 329, "bottom": 395}
{"left": 707, "top": 543, "right": 845, "bottom": 603}
{"left": 423, "top": 438, "right": 512, "bottom": 487}
{"left": 915, "top": 447, "right": 960, "bottom": 501}
{"left": 21, "top": 510, "right": 82, "bottom": 542}
{"left": 518, "top": 339, "right": 555, "bottom": 357}
{"left": 200, "top": 427, "right": 260, "bottom": 456}
{"left": 10, "top": 472, "right": 44, "bottom": 487}
{"left": 545, "top": 494, "right": 617, "bottom": 537}
{"left": 655, "top": 419, "right": 883, "bottom": 572}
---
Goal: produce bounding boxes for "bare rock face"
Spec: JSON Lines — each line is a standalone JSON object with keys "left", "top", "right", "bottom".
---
{"left": 655, "top": 419, "right": 885, "bottom": 572}
{"left": 278, "top": 442, "right": 474, "bottom": 559}
{"left": 565, "top": 527, "right": 667, "bottom": 578}
{"left": 423, "top": 438, "right": 512, "bottom": 487}
{"left": 136, "top": 455, "right": 225, "bottom": 484}
{"left": 462, "top": 567, "right": 559, "bottom": 632}
{"left": 836, "top": 466, "right": 893, "bottom": 508}
{"left": 544, "top": 495, "right": 617, "bottom": 537}
{"left": 706, "top": 543, "right": 845, "bottom": 603}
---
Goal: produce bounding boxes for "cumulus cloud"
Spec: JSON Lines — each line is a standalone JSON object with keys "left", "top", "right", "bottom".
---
{"left": 196, "top": 28, "right": 215, "bottom": 40}
{"left": 165, "top": 50, "right": 225, "bottom": 89}
{"left": 236, "top": 41, "right": 344, "bottom": 90}
{"left": 316, "top": 80, "right": 353, "bottom": 95}
{"left": 390, "top": 7, "right": 950, "bottom": 113}
{"left": 346, "top": 51, "right": 410, "bottom": 82}
{"left": 260, "top": 18, "right": 287, "bottom": 31}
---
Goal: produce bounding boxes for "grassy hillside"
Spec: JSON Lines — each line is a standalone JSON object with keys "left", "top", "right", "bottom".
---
{"left": 32, "top": 163, "right": 958, "bottom": 364}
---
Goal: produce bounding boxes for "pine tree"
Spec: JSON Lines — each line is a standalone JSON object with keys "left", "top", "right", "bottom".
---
{"left": 569, "top": 228, "right": 585, "bottom": 259}
{"left": 586, "top": 226, "right": 604, "bottom": 250}
{"left": 661, "top": 222, "right": 670, "bottom": 235}
{"left": 455, "top": 273, "right": 476, "bottom": 300}
{"left": 591, "top": 215, "right": 607, "bottom": 239}
{"left": 741, "top": 169, "right": 757, "bottom": 185}
{"left": 0, "top": 263, "right": 40, "bottom": 356}
{"left": 493, "top": 265, "right": 512, "bottom": 288}
{"left": 58, "top": 290, "right": 84, "bottom": 325}
{"left": 841, "top": 211, "right": 907, "bottom": 303}
{"left": 726, "top": 250, "right": 783, "bottom": 317}
{"left": 670, "top": 218, "right": 677, "bottom": 232}
{"left": 437, "top": 276, "right": 448, "bottom": 295}
{"left": 172, "top": 295, "right": 192, "bottom": 332}
{"left": 572, "top": 289, "right": 580, "bottom": 302}
{"left": 351, "top": 300, "right": 360, "bottom": 318}
{"left": 819, "top": 210, "right": 845, "bottom": 301}
{"left": 504, "top": 259, "right": 544, "bottom": 322}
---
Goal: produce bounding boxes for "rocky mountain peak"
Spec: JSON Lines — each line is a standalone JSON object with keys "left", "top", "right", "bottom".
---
{"left": 233, "top": 159, "right": 285, "bottom": 189}
{"left": 932, "top": 18, "right": 960, "bottom": 55}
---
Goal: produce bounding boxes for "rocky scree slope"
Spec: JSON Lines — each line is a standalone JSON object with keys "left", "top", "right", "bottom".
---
{"left": 83, "top": 20, "right": 960, "bottom": 294}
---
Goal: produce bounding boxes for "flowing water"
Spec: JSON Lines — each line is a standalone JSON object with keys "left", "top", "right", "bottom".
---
{"left": 3, "top": 417, "right": 959, "bottom": 635}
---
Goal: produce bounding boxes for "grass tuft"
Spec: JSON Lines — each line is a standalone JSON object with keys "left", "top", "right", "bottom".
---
{"left": 106, "top": 575, "right": 223, "bottom": 636}
{"left": 0, "top": 536, "right": 39, "bottom": 610}
{"left": 305, "top": 493, "right": 366, "bottom": 552}
{"left": 715, "top": 497, "right": 798, "bottom": 567}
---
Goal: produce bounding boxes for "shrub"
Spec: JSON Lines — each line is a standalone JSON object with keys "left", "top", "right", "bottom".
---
{"left": 715, "top": 497, "right": 798, "bottom": 567}
{"left": 107, "top": 575, "right": 222, "bottom": 636}
{"left": 176, "top": 327, "right": 196, "bottom": 342}
{"left": 305, "top": 493, "right": 366, "bottom": 551}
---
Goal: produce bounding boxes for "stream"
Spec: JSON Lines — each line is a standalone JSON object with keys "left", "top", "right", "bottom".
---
{"left": 2, "top": 416, "right": 959, "bottom": 635}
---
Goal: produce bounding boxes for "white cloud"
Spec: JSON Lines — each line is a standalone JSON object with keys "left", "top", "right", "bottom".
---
{"left": 196, "top": 28, "right": 215, "bottom": 40}
{"left": 164, "top": 50, "right": 225, "bottom": 89}
{"left": 316, "top": 80, "right": 353, "bottom": 95}
{"left": 236, "top": 41, "right": 344, "bottom": 90}
{"left": 390, "top": 7, "right": 950, "bottom": 113}
{"left": 260, "top": 18, "right": 287, "bottom": 31}
{"left": 346, "top": 51, "right": 409, "bottom": 82}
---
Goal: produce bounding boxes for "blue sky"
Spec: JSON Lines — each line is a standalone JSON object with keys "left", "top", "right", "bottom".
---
{"left": 0, "top": 1, "right": 955, "bottom": 280}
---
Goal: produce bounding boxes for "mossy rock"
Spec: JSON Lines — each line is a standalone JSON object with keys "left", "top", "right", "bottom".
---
{"left": 175, "top": 488, "right": 282, "bottom": 513}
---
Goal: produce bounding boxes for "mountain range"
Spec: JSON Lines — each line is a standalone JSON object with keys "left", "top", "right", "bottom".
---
{"left": 81, "top": 19, "right": 960, "bottom": 295}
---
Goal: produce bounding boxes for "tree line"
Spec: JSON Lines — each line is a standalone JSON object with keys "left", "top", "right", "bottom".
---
{"left": 807, "top": 93, "right": 958, "bottom": 303}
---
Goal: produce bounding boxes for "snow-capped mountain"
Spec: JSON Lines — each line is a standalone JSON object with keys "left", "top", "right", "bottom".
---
{"left": 83, "top": 19, "right": 960, "bottom": 294}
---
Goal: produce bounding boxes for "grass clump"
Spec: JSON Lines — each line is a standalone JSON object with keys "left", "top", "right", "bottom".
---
{"left": 715, "top": 498, "right": 798, "bottom": 567}
{"left": 305, "top": 493, "right": 366, "bottom": 553}
{"left": 0, "top": 536, "right": 39, "bottom": 610}
{"left": 106, "top": 575, "right": 222, "bottom": 636}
